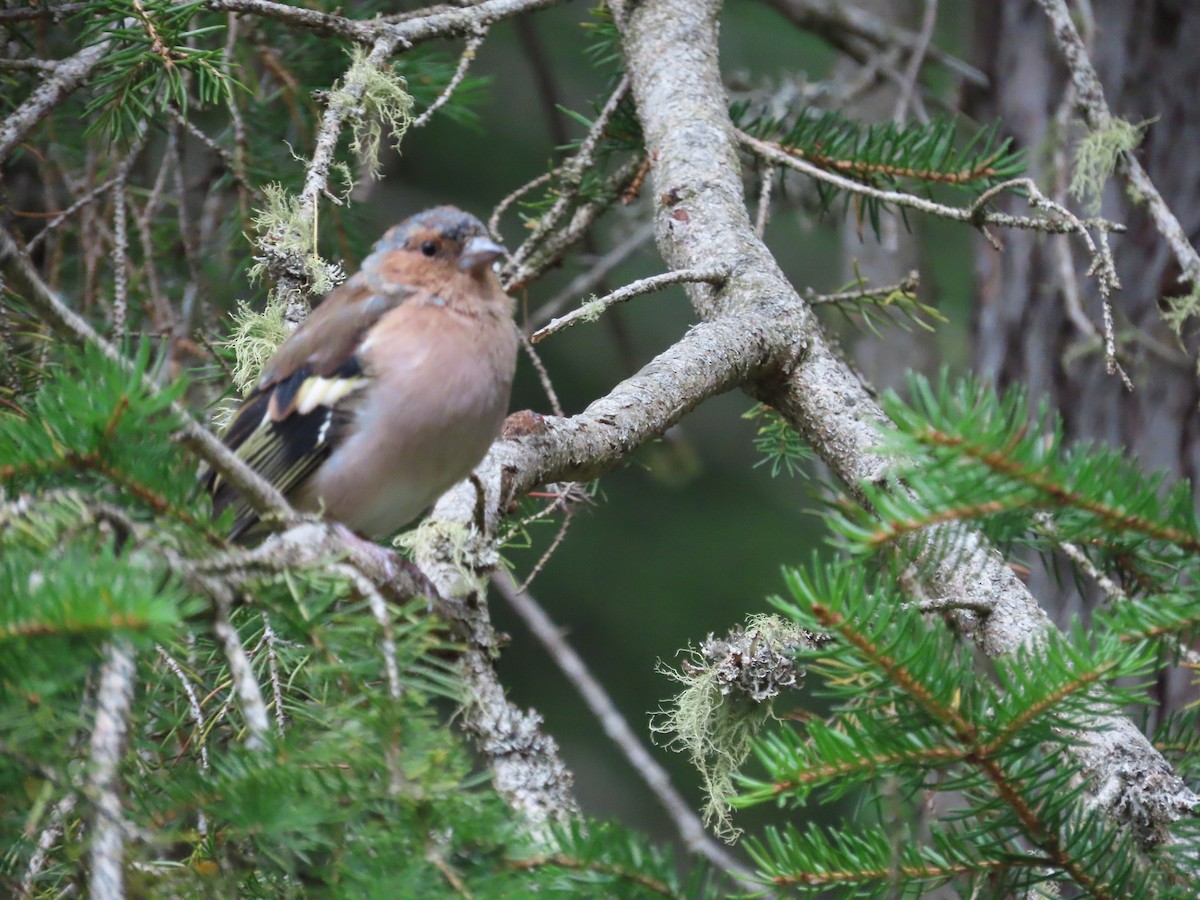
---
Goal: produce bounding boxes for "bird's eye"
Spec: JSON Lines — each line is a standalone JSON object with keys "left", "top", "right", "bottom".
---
{"left": 420, "top": 241, "right": 438, "bottom": 257}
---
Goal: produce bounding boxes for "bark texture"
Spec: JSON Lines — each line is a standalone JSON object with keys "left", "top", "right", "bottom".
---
{"left": 968, "top": 0, "right": 1200, "bottom": 712}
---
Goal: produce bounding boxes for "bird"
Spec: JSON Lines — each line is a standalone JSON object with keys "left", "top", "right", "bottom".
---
{"left": 207, "top": 206, "right": 518, "bottom": 543}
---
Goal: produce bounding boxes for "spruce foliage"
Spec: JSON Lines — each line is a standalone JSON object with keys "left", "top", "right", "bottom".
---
{"left": 657, "top": 375, "right": 1200, "bottom": 896}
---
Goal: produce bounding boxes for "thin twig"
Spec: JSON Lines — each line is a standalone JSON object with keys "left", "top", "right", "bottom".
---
{"left": 336, "top": 562, "right": 403, "bottom": 700}
{"left": 1034, "top": 513, "right": 1200, "bottom": 668}
{"left": 514, "top": 502, "right": 574, "bottom": 594}
{"left": 0, "top": 3, "right": 88, "bottom": 21}
{"left": 260, "top": 612, "right": 288, "bottom": 736}
{"left": 530, "top": 220, "right": 655, "bottom": 329}
{"left": 1035, "top": 0, "right": 1200, "bottom": 287}
{"left": 166, "top": 105, "right": 254, "bottom": 192}
{"left": 532, "top": 266, "right": 729, "bottom": 343}
{"left": 891, "top": 0, "right": 937, "bottom": 125}
{"left": 110, "top": 177, "right": 129, "bottom": 336}
{"left": 520, "top": 330, "right": 564, "bottom": 417}
{"left": 156, "top": 644, "right": 210, "bottom": 837}
{"left": 21, "top": 793, "right": 77, "bottom": 894}
{"left": 412, "top": 28, "right": 487, "bottom": 128}
{"left": 489, "top": 171, "right": 554, "bottom": 239}
{"left": 506, "top": 75, "right": 632, "bottom": 277}
{"left": 0, "top": 39, "right": 111, "bottom": 162}
{"left": 130, "top": 0, "right": 174, "bottom": 67}
{"left": 754, "top": 165, "right": 776, "bottom": 238}
{"left": 211, "top": 589, "right": 271, "bottom": 751}
{"left": 505, "top": 155, "right": 646, "bottom": 292}
{"left": 1051, "top": 85, "right": 1099, "bottom": 342}
{"left": 494, "top": 573, "right": 755, "bottom": 884}
{"left": 156, "top": 645, "right": 211, "bottom": 771}
{"left": 764, "top": 0, "right": 986, "bottom": 88}
{"left": 804, "top": 270, "right": 920, "bottom": 306}
{"left": 0, "top": 57, "right": 59, "bottom": 71}
{"left": 223, "top": 12, "right": 252, "bottom": 223}
{"left": 29, "top": 128, "right": 149, "bottom": 254}
{"left": 169, "top": 123, "right": 207, "bottom": 332}
{"left": 914, "top": 595, "right": 995, "bottom": 614}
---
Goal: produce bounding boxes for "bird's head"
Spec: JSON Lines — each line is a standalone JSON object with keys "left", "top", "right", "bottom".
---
{"left": 368, "top": 206, "right": 507, "bottom": 284}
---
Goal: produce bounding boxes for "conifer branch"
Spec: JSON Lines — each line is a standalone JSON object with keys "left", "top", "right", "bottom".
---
{"left": 917, "top": 428, "right": 1200, "bottom": 553}
{"left": 738, "top": 129, "right": 1122, "bottom": 237}
{"left": 812, "top": 604, "right": 1120, "bottom": 898}
{"left": 614, "top": 0, "right": 1196, "bottom": 850}
{"left": 0, "top": 227, "right": 299, "bottom": 530}
{"left": 211, "top": 588, "right": 270, "bottom": 751}
{"left": 0, "top": 39, "right": 111, "bottom": 162}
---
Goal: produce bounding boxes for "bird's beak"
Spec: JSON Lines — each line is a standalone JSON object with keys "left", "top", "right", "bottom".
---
{"left": 459, "top": 235, "right": 507, "bottom": 272}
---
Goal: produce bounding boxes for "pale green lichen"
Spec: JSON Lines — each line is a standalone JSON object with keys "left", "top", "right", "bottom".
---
{"left": 1069, "top": 117, "right": 1148, "bottom": 213}
{"left": 394, "top": 519, "right": 490, "bottom": 598}
{"left": 1162, "top": 281, "right": 1200, "bottom": 374}
{"left": 248, "top": 182, "right": 345, "bottom": 296}
{"left": 577, "top": 296, "right": 607, "bottom": 323}
{"left": 651, "top": 614, "right": 811, "bottom": 842}
{"left": 335, "top": 46, "right": 414, "bottom": 180}
{"left": 208, "top": 295, "right": 292, "bottom": 431}
{"left": 1163, "top": 282, "right": 1200, "bottom": 338}
{"left": 225, "top": 296, "right": 290, "bottom": 394}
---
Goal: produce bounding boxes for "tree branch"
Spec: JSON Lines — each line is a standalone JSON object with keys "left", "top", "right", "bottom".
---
{"left": 87, "top": 640, "right": 136, "bottom": 899}
{"left": 616, "top": 0, "right": 1195, "bottom": 847}
{"left": 762, "top": 0, "right": 986, "bottom": 88}
{"left": 494, "top": 572, "right": 755, "bottom": 882}
{"left": 0, "top": 39, "right": 110, "bottom": 163}
{"left": 208, "top": 0, "right": 570, "bottom": 46}
{"left": 0, "top": 228, "right": 299, "bottom": 529}
{"left": 531, "top": 265, "right": 728, "bottom": 344}
{"left": 1035, "top": 0, "right": 1200, "bottom": 287}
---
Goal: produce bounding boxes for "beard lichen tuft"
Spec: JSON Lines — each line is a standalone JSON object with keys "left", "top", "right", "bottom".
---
{"left": 651, "top": 614, "right": 815, "bottom": 842}
{"left": 335, "top": 47, "right": 415, "bottom": 180}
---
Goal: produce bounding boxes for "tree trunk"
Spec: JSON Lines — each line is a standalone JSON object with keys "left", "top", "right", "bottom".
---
{"left": 968, "top": 0, "right": 1200, "bottom": 714}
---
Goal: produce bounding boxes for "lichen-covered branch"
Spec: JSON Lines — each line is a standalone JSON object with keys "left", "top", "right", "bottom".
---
{"left": 615, "top": 0, "right": 1195, "bottom": 846}
{"left": 0, "top": 39, "right": 110, "bottom": 162}
{"left": 87, "top": 640, "right": 136, "bottom": 899}
{"left": 1035, "top": 0, "right": 1200, "bottom": 288}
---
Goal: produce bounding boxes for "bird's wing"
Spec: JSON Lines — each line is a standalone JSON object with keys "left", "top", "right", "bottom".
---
{"left": 208, "top": 280, "right": 416, "bottom": 541}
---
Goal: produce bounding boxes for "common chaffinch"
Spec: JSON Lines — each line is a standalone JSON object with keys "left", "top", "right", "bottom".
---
{"left": 208, "top": 206, "right": 518, "bottom": 542}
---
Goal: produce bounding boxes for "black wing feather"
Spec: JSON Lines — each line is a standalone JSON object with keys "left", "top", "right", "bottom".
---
{"left": 208, "top": 361, "right": 362, "bottom": 542}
